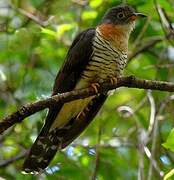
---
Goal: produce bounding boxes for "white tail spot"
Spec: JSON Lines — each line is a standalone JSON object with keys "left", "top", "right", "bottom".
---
{"left": 51, "top": 145, "right": 57, "bottom": 150}
{"left": 31, "top": 155, "right": 37, "bottom": 158}
{"left": 38, "top": 157, "right": 43, "bottom": 163}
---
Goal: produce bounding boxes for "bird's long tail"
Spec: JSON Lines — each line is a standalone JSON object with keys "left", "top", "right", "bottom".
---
{"left": 23, "top": 94, "right": 107, "bottom": 173}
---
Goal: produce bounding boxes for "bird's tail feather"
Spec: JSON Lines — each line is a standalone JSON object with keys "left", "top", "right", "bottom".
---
{"left": 22, "top": 127, "right": 65, "bottom": 173}
{"left": 23, "top": 94, "right": 107, "bottom": 173}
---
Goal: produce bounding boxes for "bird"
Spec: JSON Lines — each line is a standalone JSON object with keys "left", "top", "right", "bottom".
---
{"left": 23, "top": 4, "right": 146, "bottom": 173}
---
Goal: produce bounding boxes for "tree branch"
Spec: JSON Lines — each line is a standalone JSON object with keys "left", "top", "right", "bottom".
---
{"left": 1, "top": 76, "right": 174, "bottom": 135}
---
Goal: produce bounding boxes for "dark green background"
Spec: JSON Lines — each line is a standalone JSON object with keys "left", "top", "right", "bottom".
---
{"left": 0, "top": 0, "right": 174, "bottom": 179}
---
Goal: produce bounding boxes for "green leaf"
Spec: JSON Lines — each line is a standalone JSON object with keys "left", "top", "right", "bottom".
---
{"left": 56, "top": 23, "right": 75, "bottom": 38}
{"left": 162, "top": 129, "right": 174, "bottom": 152}
{"left": 90, "top": 0, "right": 103, "bottom": 8}
{"left": 164, "top": 169, "right": 174, "bottom": 180}
{"left": 41, "top": 27, "right": 56, "bottom": 37}
{"left": 82, "top": 11, "right": 98, "bottom": 20}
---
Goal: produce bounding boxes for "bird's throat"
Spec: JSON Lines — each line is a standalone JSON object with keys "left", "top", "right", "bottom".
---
{"left": 97, "top": 23, "right": 132, "bottom": 53}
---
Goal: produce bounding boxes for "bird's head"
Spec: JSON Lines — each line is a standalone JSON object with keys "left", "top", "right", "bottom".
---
{"left": 101, "top": 5, "right": 146, "bottom": 33}
{"left": 97, "top": 5, "right": 146, "bottom": 52}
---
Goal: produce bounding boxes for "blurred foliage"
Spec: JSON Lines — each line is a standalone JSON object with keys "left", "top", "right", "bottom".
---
{"left": 164, "top": 169, "right": 174, "bottom": 180}
{"left": 0, "top": 0, "right": 174, "bottom": 179}
{"left": 163, "top": 129, "right": 174, "bottom": 152}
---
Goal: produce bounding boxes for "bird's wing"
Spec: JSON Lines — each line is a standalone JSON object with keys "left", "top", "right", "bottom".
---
{"left": 41, "top": 28, "right": 96, "bottom": 135}
{"left": 23, "top": 28, "right": 99, "bottom": 172}
{"left": 52, "top": 28, "right": 95, "bottom": 94}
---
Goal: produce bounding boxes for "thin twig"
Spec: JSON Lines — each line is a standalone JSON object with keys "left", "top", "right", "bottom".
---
{"left": 144, "top": 90, "right": 164, "bottom": 179}
{"left": 147, "top": 91, "right": 159, "bottom": 179}
{"left": 154, "top": 1, "right": 170, "bottom": 31}
{"left": 147, "top": 90, "right": 156, "bottom": 135}
{"left": 146, "top": 95, "right": 174, "bottom": 179}
{"left": 154, "top": 0, "right": 174, "bottom": 46}
{"left": 144, "top": 146, "right": 164, "bottom": 179}
{"left": 128, "top": 37, "right": 163, "bottom": 61}
{"left": 137, "top": 129, "right": 145, "bottom": 180}
{"left": 132, "top": 16, "right": 151, "bottom": 50}
{"left": 133, "top": 96, "right": 147, "bottom": 114}
{"left": 91, "top": 123, "right": 102, "bottom": 180}
{"left": 9, "top": 5, "right": 52, "bottom": 27}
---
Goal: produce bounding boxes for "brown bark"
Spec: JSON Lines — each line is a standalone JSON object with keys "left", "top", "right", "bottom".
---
{"left": 1, "top": 76, "right": 174, "bottom": 134}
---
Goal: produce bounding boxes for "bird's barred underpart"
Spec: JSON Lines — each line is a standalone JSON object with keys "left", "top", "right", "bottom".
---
{"left": 82, "top": 29, "right": 127, "bottom": 82}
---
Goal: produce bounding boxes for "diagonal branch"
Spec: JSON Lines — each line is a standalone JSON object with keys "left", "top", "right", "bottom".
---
{"left": 128, "top": 37, "right": 163, "bottom": 60}
{"left": 1, "top": 76, "right": 174, "bottom": 135}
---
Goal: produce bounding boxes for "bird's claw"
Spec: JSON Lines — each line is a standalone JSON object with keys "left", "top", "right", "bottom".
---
{"left": 77, "top": 111, "right": 86, "bottom": 120}
{"left": 90, "top": 83, "right": 100, "bottom": 93}
{"left": 110, "top": 77, "right": 118, "bottom": 85}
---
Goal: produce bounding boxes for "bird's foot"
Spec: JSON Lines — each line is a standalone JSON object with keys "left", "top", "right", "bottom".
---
{"left": 85, "top": 106, "right": 90, "bottom": 112}
{"left": 110, "top": 77, "right": 118, "bottom": 85}
{"left": 90, "top": 83, "right": 100, "bottom": 93}
{"left": 77, "top": 111, "right": 86, "bottom": 120}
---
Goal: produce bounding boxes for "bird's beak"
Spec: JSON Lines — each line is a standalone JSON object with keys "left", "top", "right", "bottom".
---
{"left": 129, "top": 13, "right": 147, "bottom": 21}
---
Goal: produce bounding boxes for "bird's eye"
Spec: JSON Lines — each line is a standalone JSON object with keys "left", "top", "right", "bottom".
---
{"left": 117, "top": 12, "right": 125, "bottom": 19}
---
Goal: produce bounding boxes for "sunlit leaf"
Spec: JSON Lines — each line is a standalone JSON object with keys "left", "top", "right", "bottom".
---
{"left": 56, "top": 23, "right": 75, "bottom": 38}
{"left": 164, "top": 169, "right": 174, "bottom": 180}
{"left": 163, "top": 129, "right": 174, "bottom": 152}
{"left": 90, "top": 0, "right": 103, "bottom": 8}
{"left": 41, "top": 27, "right": 57, "bottom": 37}
{"left": 82, "top": 10, "right": 98, "bottom": 20}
